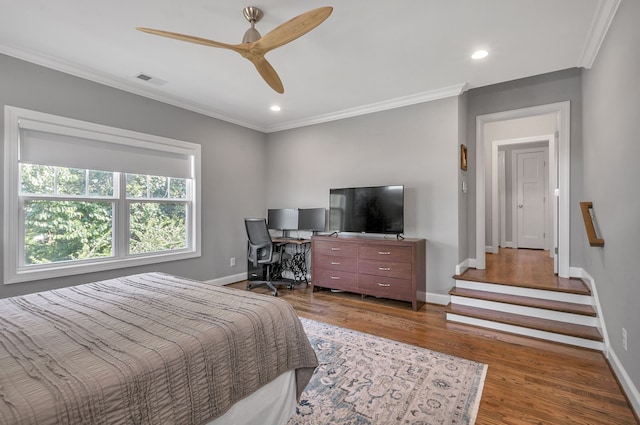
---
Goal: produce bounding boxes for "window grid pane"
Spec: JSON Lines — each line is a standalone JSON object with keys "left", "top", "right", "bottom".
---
{"left": 24, "top": 200, "right": 114, "bottom": 265}
{"left": 129, "top": 201, "right": 188, "bottom": 254}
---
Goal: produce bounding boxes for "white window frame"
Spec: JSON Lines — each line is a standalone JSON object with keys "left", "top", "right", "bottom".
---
{"left": 4, "top": 106, "right": 201, "bottom": 284}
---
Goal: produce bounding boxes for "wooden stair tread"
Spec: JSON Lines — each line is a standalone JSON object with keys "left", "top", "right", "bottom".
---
{"left": 453, "top": 271, "right": 591, "bottom": 295}
{"left": 445, "top": 303, "right": 603, "bottom": 342}
{"left": 449, "top": 287, "right": 597, "bottom": 317}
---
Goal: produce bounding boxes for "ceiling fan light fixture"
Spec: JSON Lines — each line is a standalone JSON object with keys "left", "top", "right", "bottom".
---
{"left": 242, "top": 27, "right": 262, "bottom": 43}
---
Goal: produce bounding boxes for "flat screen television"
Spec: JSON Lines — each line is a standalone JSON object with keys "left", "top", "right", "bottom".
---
{"left": 329, "top": 185, "right": 404, "bottom": 234}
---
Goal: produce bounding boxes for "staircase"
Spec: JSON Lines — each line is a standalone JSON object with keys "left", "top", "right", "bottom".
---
{"left": 445, "top": 272, "right": 604, "bottom": 350}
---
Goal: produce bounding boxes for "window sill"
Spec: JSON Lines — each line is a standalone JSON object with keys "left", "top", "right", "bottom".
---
{"left": 4, "top": 250, "right": 201, "bottom": 285}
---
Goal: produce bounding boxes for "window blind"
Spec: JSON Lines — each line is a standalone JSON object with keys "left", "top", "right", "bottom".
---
{"left": 19, "top": 120, "right": 194, "bottom": 179}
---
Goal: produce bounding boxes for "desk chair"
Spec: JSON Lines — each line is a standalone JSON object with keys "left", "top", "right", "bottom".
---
{"left": 244, "top": 218, "right": 290, "bottom": 296}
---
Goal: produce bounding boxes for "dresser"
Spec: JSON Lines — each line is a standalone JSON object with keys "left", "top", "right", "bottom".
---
{"left": 311, "top": 235, "right": 426, "bottom": 311}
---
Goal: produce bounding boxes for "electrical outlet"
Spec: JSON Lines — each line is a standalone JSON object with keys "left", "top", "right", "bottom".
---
{"left": 230, "top": 257, "right": 236, "bottom": 267}
{"left": 622, "top": 328, "right": 628, "bottom": 351}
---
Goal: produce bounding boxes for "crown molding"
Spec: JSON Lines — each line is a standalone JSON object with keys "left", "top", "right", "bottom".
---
{"left": 0, "top": 43, "right": 263, "bottom": 132}
{"left": 2, "top": 43, "right": 467, "bottom": 134}
{"left": 577, "top": 0, "right": 621, "bottom": 68}
{"left": 264, "top": 83, "right": 468, "bottom": 133}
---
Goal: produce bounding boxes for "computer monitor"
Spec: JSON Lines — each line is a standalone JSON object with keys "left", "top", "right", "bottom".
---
{"left": 267, "top": 208, "right": 298, "bottom": 230}
{"left": 298, "top": 208, "right": 326, "bottom": 231}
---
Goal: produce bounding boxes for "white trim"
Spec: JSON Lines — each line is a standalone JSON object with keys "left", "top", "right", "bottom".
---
{"left": 455, "top": 259, "right": 473, "bottom": 276}
{"left": 607, "top": 348, "right": 640, "bottom": 419}
{"left": 498, "top": 150, "right": 506, "bottom": 249}
{"left": 3, "top": 106, "right": 202, "bottom": 284}
{"left": 475, "top": 102, "right": 570, "bottom": 277}
{"left": 265, "top": 83, "right": 468, "bottom": 133}
{"left": 491, "top": 135, "right": 553, "bottom": 254}
{"left": 0, "top": 43, "right": 265, "bottom": 132}
{"left": 205, "top": 272, "right": 248, "bottom": 286}
{"left": 455, "top": 280, "right": 593, "bottom": 305}
{"left": 569, "top": 268, "right": 610, "bottom": 353}
{"left": 572, "top": 266, "right": 640, "bottom": 419}
{"left": 445, "top": 313, "right": 604, "bottom": 351}
{"left": 511, "top": 145, "right": 550, "bottom": 250}
{"left": 577, "top": 0, "right": 622, "bottom": 68}
{"left": 426, "top": 292, "right": 450, "bottom": 306}
{"left": 450, "top": 296, "right": 598, "bottom": 327}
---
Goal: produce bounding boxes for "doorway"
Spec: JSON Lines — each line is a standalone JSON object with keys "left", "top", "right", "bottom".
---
{"left": 475, "top": 102, "right": 570, "bottom": 278}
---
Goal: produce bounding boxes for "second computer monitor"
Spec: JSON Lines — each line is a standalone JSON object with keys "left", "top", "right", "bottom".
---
{"left": 298, "top": 208, "right": 326, "bottom": 231}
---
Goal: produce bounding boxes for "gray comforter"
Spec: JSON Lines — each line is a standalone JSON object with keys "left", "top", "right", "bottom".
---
{"left": 0, "top": 272, "right": 318, "bottom": 424}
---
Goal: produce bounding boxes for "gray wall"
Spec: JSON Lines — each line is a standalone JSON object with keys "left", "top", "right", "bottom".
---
{"left": 582, "top": 0, "right": 640, "bottom": 395}
{"left": 0, "top": 54, "right": 266, "bottom": 298}
{"left": 265, "top": 98, "right": 462, "bottom": 298}
{"left": 465, "top": 68, "right": 584, "bottom": 265}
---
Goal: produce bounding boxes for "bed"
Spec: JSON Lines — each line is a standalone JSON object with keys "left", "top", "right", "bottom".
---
{"left": 0, "top": 272, "right": 318, "bottom": 425}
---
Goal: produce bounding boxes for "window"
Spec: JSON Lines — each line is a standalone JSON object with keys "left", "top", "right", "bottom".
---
{"left": 4, "top": 106, "right": 201, "bottom": 284}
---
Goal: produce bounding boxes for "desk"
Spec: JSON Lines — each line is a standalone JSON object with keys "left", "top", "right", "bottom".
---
{"left": 272, "top": 238, "right": 311, "bottom": 286}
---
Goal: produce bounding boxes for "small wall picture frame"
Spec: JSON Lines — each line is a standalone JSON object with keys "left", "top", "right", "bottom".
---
{"left": 460, "top": 144, "right": 468, "bottom": 171}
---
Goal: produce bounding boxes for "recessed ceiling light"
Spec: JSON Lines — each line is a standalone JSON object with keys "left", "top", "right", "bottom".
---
{"left": 471, "top": 50, "right": 488, "bottom": 60}
{"left": 270, "top": 105, "right": 281, "bottom": 112}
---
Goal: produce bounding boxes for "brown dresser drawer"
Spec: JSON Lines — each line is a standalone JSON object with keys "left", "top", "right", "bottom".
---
{"left": 313, "top": 268, "right": 358, "bottom": 291}
{"left": 358, "top": 274, "right": 412, "bottom": 301}
{"left": 315, "top": 254, "right": 358, "bottom": 273}
{"left": 359, "top": 244, "right": 412, "bottom": 262}
{"left": 313, "top": 240, "right": 358, "bottom": 258}
{"left": 358, "top": 259, "right": 412, "bottom": 279}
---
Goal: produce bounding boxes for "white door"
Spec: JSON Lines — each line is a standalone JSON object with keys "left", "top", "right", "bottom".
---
{"left": 515, "top": 150, "right": 546, "bottom": 249}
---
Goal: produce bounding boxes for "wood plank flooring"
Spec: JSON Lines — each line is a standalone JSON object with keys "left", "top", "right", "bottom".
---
{"left": 226, "top": 280, "right": 639, "bottom": 424}
{"left": 457, "top": 248, "right": 590, "bottom": 294}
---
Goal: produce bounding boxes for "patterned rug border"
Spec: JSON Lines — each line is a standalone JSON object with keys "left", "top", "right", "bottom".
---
{"left": 293, "top": 317, "right": 488, "bottom": 425}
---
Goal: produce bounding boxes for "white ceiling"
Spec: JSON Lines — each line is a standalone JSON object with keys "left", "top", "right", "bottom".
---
{"left": 0, "top": 0, "right": 619, "bottom": 132}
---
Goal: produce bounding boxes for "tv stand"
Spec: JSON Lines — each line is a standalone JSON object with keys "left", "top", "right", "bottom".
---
{"left": 311, "top": 235, "right": 426, "bottom": 311}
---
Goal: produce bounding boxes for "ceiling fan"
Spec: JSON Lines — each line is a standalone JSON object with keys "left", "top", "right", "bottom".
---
{"left": 137, "top": 6, "right": 333, "bottom": 94}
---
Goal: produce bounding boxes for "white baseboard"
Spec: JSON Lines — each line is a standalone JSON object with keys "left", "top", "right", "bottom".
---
{"left": 503, "top": 241, "right": 514, "bottom": 248}
{"left": 455, "top": 258, "right": 476, "bottom": 275}
{"left": 204, "top": 272, "right": 246, "bottom": 286}
{"left": 607, "top": 346, "right": 640, "bottom": 419}
{"left": 484, "top": 245, "right": 493, "bottom": 253}
{"left": 570, "top": 267, "right": 639, "bottom": 419}
{"left": 426, "top": 292, "right": 450, "bottom": 305}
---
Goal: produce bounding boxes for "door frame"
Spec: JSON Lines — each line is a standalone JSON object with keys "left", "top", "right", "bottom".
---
{"left": 511, "top": 146, "right": 549, "bottom": 250}
{"left": 476, "top": 101, "right": 570, "bottom": 278}
{"left": 492, "top": 137, "right": 553, "bottom": 253}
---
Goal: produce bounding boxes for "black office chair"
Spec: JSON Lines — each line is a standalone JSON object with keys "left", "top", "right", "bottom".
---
{"left": 244, "top": 218, "right": 290, "bottom": 296}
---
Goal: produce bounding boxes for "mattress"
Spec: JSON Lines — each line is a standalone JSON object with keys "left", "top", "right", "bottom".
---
{"left": 0, "top": 272, "right": 318, "bottom": 424}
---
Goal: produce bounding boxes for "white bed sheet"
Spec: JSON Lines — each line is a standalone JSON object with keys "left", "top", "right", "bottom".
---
{"left": 208, "top": 370, "right": 297, "bottom": 425}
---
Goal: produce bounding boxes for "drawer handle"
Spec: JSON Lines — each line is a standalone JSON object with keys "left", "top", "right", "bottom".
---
{"left": 378, "top": 251, "right": 391, "bottom": 255}
{"left": 378, "top": 283, "right": 391, "bottom": 287}
{"left": 330, "top": 276, "right": 340, "bottom": 280}
{"left": 331, "top": 262, "right": 341, "bottom": 265}
{"left": 331, "top": 247, "right": 341, "bottom": 251}
{"left": 378, "top": 267, "right": 391, "bottom": 271}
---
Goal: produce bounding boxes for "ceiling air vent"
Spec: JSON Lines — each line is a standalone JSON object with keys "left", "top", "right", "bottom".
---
{"left": 134, "top": 73, "right": 167, "bottom": 86}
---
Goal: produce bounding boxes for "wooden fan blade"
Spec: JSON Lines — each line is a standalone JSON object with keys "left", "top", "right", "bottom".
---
{"left": 136, "top": 27, "right": 246, "bottom": 54}
{"left": 254, "top": 7, "right": 333, "bottom": 53}
{"left": 249, "top": 56, "right": 284, "bottom": 93}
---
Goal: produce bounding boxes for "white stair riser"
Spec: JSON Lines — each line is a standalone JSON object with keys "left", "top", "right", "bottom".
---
{"left": 455, "top": 280, "right": 593, "bottom": 305}
{"left": 450, "top": 296, "right": 598, "bottom": 327}
{"left": 446, "top": 313, "right": 604, "bottom": 351}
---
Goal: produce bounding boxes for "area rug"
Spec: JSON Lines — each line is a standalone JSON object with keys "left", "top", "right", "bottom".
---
{"left": 288, "top": 318, "right": 487, "bottom": 425}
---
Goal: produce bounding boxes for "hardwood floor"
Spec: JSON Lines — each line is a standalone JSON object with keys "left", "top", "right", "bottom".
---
{"left": 227, "top": 280, "right": 639, "bottom": 424}
{"left": 459, "top": 248, "right": 588, "bottom": 293}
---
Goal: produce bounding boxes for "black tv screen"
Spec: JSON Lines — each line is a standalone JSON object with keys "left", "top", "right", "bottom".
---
{"left": 329, "top": 185, "right": 404, "bottom": 234}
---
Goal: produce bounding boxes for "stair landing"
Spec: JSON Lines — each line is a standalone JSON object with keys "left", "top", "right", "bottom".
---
{"left": 447, "top": 249, "right": 602, "bottom": 350}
